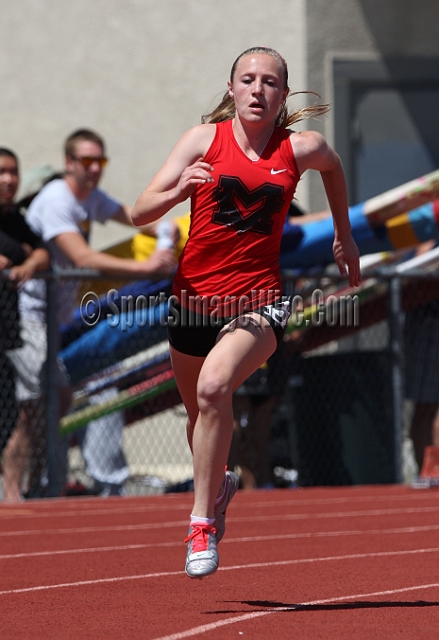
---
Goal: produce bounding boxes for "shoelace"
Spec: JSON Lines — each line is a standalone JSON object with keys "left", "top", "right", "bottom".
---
{"left": 184, "top": 524, "right": 217, "bottom": 553}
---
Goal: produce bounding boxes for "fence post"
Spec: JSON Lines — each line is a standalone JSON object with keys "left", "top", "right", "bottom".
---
{"left": 388, "top": 275, "right": 404, "bottom": 483}
{"left": 45, "top": 273, "right": 61, "bottom": 497}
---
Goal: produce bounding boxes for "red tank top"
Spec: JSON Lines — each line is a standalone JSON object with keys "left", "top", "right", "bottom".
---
{"left": 172, "top": 119, "right": 300, "bottom": 316}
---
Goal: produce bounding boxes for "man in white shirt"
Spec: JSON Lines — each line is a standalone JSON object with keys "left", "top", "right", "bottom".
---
{"left": 5, "top": 128, "right": 176, "bottom": 500}
{"left": 22, "top": 128, "right": 175, "bottom": 325}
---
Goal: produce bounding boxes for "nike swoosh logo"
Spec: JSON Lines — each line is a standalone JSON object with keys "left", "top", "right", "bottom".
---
{"left": 271, "top": 168, "right": 287, "bottom": 174}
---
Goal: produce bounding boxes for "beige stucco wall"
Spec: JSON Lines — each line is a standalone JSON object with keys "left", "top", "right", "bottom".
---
{"left": 1, "top": 0, "right": 438, "bottom": 246}
{"left": 1, "top": 0, "right": 307, "bottom": 247}
{"left": 307, "top": 0, "right": 439, "bottom": 118}
{"left": 305, "top": 0, "right": 439, "bottom": 211}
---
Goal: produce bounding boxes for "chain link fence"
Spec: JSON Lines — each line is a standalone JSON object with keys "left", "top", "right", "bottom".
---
{"left": 1, "top": 266, "right": 438, "bottom": 500}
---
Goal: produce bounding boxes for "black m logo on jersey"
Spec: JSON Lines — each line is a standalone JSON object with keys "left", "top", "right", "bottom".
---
{"left": 212, "top": 176, "right": 284, "bottom": 234}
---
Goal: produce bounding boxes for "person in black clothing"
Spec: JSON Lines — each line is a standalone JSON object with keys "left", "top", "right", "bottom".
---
{"left": 0, "top": 148, "right": 49, "bottom": 497}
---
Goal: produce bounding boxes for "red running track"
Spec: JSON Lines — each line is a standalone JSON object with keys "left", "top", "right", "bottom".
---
{"left": 1, "top": 484, "right": 439, "bottom": 639}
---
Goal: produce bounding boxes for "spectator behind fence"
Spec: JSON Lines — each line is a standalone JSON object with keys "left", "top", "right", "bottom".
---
{"left": 2, "top": 128, "right": 177, "bottom": 501}
{"left": 0, "top": 148, "right": 50, "bottom": 501}
{"left": 405, "top": 239, "right": 439, "bottom": 474}
{"left": 130, "top": 46, "right": 360, "bottom": 578}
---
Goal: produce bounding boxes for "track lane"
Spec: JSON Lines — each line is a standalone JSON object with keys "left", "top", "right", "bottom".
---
{"left": 1, "top": 486, "right": 439, "bottom": 639}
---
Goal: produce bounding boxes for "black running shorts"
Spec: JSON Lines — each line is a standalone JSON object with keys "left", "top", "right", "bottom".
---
{"left": 167, "top": 297, "right": 291, "bottom": 357}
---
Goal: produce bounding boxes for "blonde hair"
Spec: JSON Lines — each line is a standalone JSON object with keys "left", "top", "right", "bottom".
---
{"left": 201, "top": 46, "right": 330, "bottom": 128}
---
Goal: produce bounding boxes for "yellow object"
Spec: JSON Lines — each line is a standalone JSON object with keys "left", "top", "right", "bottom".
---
{"left": 386, "top": 213, "right": 419, "bottom": 249}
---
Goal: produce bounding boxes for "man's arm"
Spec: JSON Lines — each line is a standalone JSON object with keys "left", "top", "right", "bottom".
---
{"left": 54, "top": 230, "right": 176, "bottom": 279}
{"left": 8, "top": 247, "right": 50, "bottom": 286}
{"left": 109, "top": 204, "right": 133, "bottom": 227}
{"left": 0, "top": 216, "right": 49, "bottom": 272}
{"left": 110, "top": 204, "right": 180, "bottom": 242}
{"left": 0, "top": 230, "right": 27, "bottom": 265}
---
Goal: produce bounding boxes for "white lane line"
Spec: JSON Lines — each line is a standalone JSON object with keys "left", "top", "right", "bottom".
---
{"left": 207, "top": 491, "right": 439, "bottom": 510}
{"left": 1, "top": 546, "right": 438, "bottom": 596}
{"left": 235, "top": 522, "right": 439, "bottom": 543}
{"left": 150, "top": 582, "right": 439, "bottom": 640}
{"left": 0, "top": 490, "right": 437, "bottom": 521}
{"left": 0, "top": 502, "right": 191, "bottom": 520}
{"left": 0, "top": 520, "right": 187, "bottom": 537}
{"left": 218, "top": 546, "right": 439, "bottom": 573}
{"left": 2, "top": 524, "right": 439, "bottom": 560}
{"left": 151, "top": 611, "right": 274, "bottom": 640}
{"left": 0, "top": 543, "right": 177, "bottom": 560}
{"left": 2, "top": 505, "right": 438, "bottom": 538}
{"left": 0, "top": 570, "right": 182, "bottom": 595}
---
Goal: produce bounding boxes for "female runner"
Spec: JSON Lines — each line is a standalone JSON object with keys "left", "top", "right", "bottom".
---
{"left": 131, "top": 46, "right": 361, "bottom": 578}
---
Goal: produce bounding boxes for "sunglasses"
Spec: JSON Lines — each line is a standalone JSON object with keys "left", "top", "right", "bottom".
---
{"left": 70, "top": 155, "right": 108, "bottom": 169}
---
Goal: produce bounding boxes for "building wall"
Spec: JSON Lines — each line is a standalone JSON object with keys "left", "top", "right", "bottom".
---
{"left": 1, "top": 1, "right": 438, "bottom": 246}
{"left": 1, "top": 0, "right": 306, "bottom": 246}
{"left": 305, "top": 0, "right": 439, "bottom": 211}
